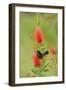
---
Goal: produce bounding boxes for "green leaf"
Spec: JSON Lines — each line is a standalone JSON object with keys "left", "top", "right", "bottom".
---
{"left": 32, "top": 69, "right": 38, "bottom": 74}
{"left": 43, "top": 63, "right": 48, "bottom": 70}
{"left": 38, "top": 63, "right": 48, "bottom": 74}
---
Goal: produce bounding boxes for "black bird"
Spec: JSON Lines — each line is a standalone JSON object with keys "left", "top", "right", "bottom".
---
{"left": 37, "top": 50, "right": 49, "bottom": 59}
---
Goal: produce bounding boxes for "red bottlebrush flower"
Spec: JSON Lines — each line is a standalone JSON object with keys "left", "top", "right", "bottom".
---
{"left": 50, "top": 48, "right": 57, "bottom": 55}
{"left": 33, "top": 51, "right": 42, "bottom": 68}
{"left": 35, "top": 26, "right": 44, "bottom": 43}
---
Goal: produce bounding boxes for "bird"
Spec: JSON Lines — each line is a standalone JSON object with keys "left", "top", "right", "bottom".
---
{"left": 37, "top": 50, "right": 49, "bottom": 59}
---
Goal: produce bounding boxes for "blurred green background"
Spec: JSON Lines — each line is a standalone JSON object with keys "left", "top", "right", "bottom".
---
{"left": 19, "top": 12, "right": 58, "bottom": 77}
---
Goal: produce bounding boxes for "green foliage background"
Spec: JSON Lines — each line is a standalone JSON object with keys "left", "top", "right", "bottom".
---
{"left": 19, "top": 12, "right": 58, "bottom": 77}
